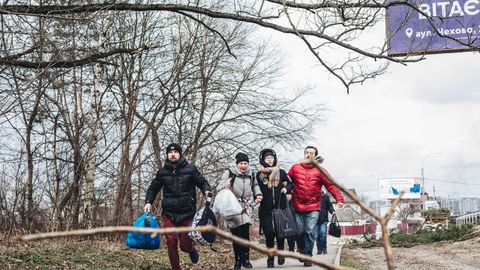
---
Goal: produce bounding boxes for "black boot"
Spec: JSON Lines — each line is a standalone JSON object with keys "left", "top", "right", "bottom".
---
{"left": 278, "top": 256, "right": 285, "bottom": 265}
{"left": 234, "top": 257, "right": 242, "bottom": 270}
{"left": 242, "top": 254, "right": 253, "bottom": 268}
{"left": 298, "top": 249, "right": 304, "bottom": 262}
{"left": 267, "top": 257, "right": 274, "bottom": 268}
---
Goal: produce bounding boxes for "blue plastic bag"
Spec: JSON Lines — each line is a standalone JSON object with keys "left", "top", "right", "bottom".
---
{"left": 126, "top": 212, "right": 160, "bottom": 249}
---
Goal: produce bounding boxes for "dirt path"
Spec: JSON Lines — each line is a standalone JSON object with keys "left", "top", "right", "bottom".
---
{"left": 341, "top": 237, "right": 480, "bottom": 270}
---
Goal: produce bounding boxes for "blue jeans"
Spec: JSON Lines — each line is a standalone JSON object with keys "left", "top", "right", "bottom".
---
{"left": 315, "top": 222, "right": 327, "bottom": 252}
{"left": 294, "top": 211, "right": 319, "bottom": 256}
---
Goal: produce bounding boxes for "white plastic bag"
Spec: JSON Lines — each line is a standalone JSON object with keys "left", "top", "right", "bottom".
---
{"left": 213, "top": 189, "right": 242, "bottom": 217}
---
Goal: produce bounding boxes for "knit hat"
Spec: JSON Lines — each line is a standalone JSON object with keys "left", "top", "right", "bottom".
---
{"left": 259, "top": 148, "right": 277, "bottom": 168}
{"left": 235, "top": 152, "right": 249, "bottom": 164}
{"left": 166, "top": 143, "right": 182, "bottom": 156}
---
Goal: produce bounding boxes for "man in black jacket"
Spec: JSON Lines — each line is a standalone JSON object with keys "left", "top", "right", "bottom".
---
{"left": 315, "top": 190, "right": 335, "bottom": 254}
{"left": 144, "top": 143, "right": 211, "bottom": 270}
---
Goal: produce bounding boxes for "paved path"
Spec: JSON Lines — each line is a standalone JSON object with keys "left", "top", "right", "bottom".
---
{"left": 250, "top": 236, "right": 343, "bottom": 269}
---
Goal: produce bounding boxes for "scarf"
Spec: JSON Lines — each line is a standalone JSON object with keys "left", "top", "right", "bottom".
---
{"left": 258, "top": 164, "right": 281, "bottom": 188}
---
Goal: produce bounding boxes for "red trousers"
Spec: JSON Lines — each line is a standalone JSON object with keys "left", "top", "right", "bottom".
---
{"left": 162, "top": 215, "right": 194, "bottom": 270}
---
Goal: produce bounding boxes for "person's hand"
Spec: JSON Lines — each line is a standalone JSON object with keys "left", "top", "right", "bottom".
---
{"left": 286, "top": 194, "right": 292, "bottom": 201}
{"left": 281, "top": 187, "right": 287, "bottom": 194}
{"left": 224, "top": 183, "right": 231, "bottom": 189}
{"left": 255, "top": 195, "right": 263, "bottom": 204}
{"left": 338, "top": 202, "right": 344, "bottom": 208}
{"left": 144, "top": 203, "right": 152, "bottom": 213}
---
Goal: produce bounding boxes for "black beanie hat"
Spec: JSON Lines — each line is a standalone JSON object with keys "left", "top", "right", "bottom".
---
{"left": 235, "top": 152, "right": 249, "bottom": 164}
{"left": 259, "top": 148, "right": 277, "bottom": 167}
{"left": 166, "top": 143, "right": 182, "bottom": 156}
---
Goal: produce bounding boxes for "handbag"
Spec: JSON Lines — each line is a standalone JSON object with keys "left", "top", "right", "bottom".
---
{"left": 273, "top": 194, "right": 300, "bottom": 239}
{"left": 328, "top": 213, "right": 341, "bottom": 238}
{"left": 188, "top": 195, "right": 217, "bottom": 246}
{"left": 126, "top": 212, "right": 160, "bottom": 249}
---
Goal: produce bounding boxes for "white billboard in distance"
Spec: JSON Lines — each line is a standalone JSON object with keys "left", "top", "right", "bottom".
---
{"left": 378, "top": 178, "right": 421, "bottom": 199}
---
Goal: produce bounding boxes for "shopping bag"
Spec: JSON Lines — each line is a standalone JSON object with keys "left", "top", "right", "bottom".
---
{"left": 126, "top": 212, "right": 160, "bottom": 249}
{"left": 328, "top": 213, "right": 341, "bottom": 238}
{"left": 189, "top": 195, "right": 217, "bottom": 245}
{"left": 212, "top": 189, "right": 242, "bottom": 217}
{"left": 273, "top": 195, "right": 301, "bottom": 239}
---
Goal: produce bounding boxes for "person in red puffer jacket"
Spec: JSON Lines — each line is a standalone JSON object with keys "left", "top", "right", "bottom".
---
{"left": 287, "top": 146, "right": 344, "bottom": 266}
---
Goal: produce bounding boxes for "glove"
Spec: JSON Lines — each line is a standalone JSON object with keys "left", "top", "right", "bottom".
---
{"left": 315, "top": 156, "right": 324, "bottom": 164}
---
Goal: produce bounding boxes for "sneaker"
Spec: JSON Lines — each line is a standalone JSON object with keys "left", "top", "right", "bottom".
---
{"left": 278, "top": 256, "right": 285, "bottom": 265}
{"left": 189, "top": 249, "right": 199, "bottom": 264}
{"left": 304, "top": 262, "right": 313, "bottom": 267}
{"left": 316, "top": 250, "right": 322, "bottom": 255}
{"left": 323, "top": 250, "right": 327, "bottom": 254}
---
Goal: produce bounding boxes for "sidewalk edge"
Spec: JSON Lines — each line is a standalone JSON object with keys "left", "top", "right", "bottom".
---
{"left": 333, "top": 243, "right": 344, "bottom": 266}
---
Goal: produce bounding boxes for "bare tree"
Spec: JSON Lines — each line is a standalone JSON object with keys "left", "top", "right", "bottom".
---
{"left": 1, "top": 0, "right": 461, "bottom": 93}
{"left": 0, "top": 1, "right": 326, "bottom": 231}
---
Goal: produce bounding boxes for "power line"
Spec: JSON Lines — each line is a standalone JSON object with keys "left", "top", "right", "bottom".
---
{"left": 425, "top": 177, "right": 480, "bottom": 186}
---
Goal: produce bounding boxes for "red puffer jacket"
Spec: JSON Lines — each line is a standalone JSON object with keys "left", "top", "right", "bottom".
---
{"left": 288, "top": 163, "right": 343, "bottom": 213}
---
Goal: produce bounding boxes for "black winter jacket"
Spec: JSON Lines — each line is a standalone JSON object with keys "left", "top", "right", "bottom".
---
{"left": 145, "top": 157, "right": 211, "bottom": 225}
{"left": 257, "top": 169, "right": 293, "bottom": 235}
{"left": 318, "top": 193, "right": 335, "bottom": 224}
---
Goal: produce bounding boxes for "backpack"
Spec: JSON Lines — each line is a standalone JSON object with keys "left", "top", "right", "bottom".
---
{"left": 126, "top": 212, "right": 160, "bottom": 249}
{"left": 229, "top": 170, "right": 256, "bottom": 192}
{"left": 188, "top": 196, "right": 217, "bottom": 246}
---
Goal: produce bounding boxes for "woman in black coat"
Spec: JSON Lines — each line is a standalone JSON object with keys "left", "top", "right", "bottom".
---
{"left": 256, "top": 149, "right": 293, "bottom": 268}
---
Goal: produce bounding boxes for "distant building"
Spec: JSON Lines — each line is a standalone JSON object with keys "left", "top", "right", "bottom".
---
{"left": 331, "top": 188, "right": 361, "bottom": 212}
{"left": 370, "top": 200, "right": 390, "bottom": 216}
{"left": 438, "top": 197, "right": 480, "bottom": 215}
{"left": 424, "top": 200, "right": 440, "bottom": 210}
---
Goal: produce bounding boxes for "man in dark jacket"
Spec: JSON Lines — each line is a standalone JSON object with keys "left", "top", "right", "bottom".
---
{"left": 144, "top": 143, "right": 211, "bottom": 270}
{"left": 315, "top": 190, "right": 335, "bottom": 254}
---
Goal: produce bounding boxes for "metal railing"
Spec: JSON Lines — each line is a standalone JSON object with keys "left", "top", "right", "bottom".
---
{"left": 455, "top": 211, "right": 480, "bottom": 225}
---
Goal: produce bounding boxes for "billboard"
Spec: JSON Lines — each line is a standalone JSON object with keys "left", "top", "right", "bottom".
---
{"left": 378, "top": 178, "right": 422, "bottom": 199}
{"left": 386, "top": 0, "right": 480, "bottom": 56}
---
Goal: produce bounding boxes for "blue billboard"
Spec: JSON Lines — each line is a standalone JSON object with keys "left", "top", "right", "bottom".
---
{"left": 387, "top": 0, "right": 480, "bottom": 56}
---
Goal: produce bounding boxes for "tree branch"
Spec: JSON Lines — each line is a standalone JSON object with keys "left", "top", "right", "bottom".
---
{"left": 21, "top": 225, "right": 351, "bottom": 270}
{"left": 0, "top": 46, "right": 152, "bottom": 68}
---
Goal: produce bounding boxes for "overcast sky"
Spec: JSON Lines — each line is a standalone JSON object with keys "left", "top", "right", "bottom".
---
{"left": 266, "top": 31, "right": 480, "bottom": 201}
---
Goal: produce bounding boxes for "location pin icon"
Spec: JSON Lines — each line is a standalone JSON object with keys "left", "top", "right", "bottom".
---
{"left": 405, "top": 28, "right": 413, "bottom": 38}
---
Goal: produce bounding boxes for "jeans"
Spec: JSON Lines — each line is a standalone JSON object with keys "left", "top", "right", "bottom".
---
{"left": 294, "top": 211, "right": 319, "bottom": 256}
{"left": 315, "top": 222, "right": 328, "bottom": 252}
{"left": 162, "top": 215, "right": 195, "bottom": 270}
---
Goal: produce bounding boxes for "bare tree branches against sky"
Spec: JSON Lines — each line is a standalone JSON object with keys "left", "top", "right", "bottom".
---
{"left": 0, "top": 0, "right": 454, "bottom": 92}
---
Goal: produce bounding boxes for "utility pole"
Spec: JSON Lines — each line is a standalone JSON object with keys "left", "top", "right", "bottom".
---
{"left": 420, "top": 152, "right": 442, "bottom": 210}
{"left": 421, "top": 152, "right": 442, "bottom": 195}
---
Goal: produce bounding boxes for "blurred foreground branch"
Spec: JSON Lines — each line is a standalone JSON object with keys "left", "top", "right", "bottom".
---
{"left": 22, "top": 225, "right": 350, "bottom": 270}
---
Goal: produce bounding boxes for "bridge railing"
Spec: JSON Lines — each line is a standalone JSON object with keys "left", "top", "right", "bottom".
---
{"left": 455, "top": 211, "right": 480, "bottom": 225}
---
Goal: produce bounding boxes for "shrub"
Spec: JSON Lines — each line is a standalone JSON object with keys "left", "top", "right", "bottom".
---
{"left": 421, "top": 208, "right": 450, "bottom": 219}
{"left": 389, "top": 224, "right": 474, "bottom": 247}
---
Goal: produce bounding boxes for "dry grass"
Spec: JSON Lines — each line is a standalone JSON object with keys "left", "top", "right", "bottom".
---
{"left": 0, "top": 235, "right": 265, "bottom": 270}
{"left": 340, "top": 234, "right": 480, "bottom": 270}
